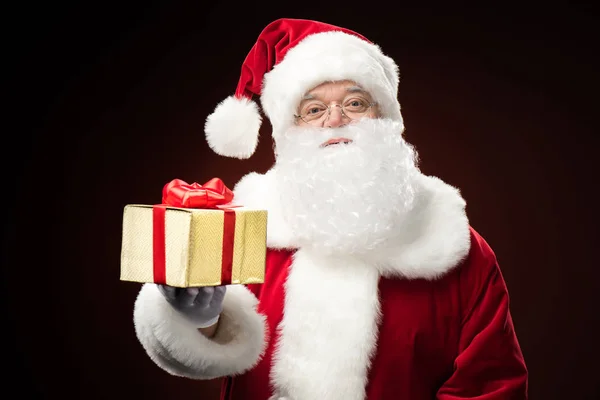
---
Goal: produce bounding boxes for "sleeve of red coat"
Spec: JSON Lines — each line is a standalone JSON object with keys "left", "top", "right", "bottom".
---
{"left": 437, "top": 231, "right": 529, "bottom": 399}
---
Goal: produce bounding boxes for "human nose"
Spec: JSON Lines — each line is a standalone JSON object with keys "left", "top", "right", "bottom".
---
{"left": 324, "top": 105, "right": 347, "bottom": 128}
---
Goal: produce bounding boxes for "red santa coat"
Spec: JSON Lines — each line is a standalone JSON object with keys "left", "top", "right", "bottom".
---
{"left": 133, "top": 171, "right": 528, "bottom": 400}
{"left": 222, "top": 228, "right": 527, "bottom": 400}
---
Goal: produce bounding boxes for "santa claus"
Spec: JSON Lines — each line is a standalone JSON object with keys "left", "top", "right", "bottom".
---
{"left": 132, "top": 18, "right": 528, "bottom": 400}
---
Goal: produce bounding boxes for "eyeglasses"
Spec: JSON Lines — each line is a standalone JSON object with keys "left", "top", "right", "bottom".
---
{"left": 294, "top": 98, "right": 377, "bottom": 125}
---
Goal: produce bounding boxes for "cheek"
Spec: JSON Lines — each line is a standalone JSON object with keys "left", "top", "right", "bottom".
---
{"left": 362, "top": 112, "right": 378, "bottom": 120}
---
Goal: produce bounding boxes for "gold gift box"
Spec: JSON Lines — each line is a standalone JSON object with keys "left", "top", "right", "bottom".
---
{"left": 120, "top": 204, "right": 267, "bottom": 287}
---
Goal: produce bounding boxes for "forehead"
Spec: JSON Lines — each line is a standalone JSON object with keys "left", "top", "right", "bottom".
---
{"left": 302, "top": 80, "right": 370, "bottom": 100}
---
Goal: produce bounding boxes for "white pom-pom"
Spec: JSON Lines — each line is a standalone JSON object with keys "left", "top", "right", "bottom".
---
{"left": 205, "top": 96, "right": 262, "bottom": 159}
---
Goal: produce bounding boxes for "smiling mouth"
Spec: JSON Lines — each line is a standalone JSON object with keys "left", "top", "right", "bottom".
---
{"left": 320, "top": 137, "right": 354, "bottom": 148}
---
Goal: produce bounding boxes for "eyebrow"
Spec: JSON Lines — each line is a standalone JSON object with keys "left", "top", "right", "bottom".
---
{"left": 345, "top": 86, "right": 367, "bottom": 94}
{"left": 300, "top": 86, "right": 369, "bottom": 102}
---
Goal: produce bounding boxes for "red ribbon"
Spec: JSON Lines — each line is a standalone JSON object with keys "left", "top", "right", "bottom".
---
{"left": 152, "top": 178, "right": 237, "bottom": 285}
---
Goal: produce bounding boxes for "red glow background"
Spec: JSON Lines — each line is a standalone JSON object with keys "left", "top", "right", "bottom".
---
{"left": 2, "top": 3, "right": 598, "bottom": 399}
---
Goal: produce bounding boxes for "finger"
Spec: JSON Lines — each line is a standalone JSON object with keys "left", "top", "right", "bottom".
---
{"left": 178, "top": 288, "right": 199, "bottom": 307}
{"left": 158, "top": 284, "right": 177, "bottom": 300}
{"left": 210, "top": 285, "right": 227, "bottom": 306}
{"left": 195, "top": 287, "right": 214, "bottom": 308}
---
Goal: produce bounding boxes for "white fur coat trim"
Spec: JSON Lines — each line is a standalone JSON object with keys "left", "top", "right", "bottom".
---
{"left": 233, "top": 169, "right": 471, "bottom": 398}
{"left": 233, "top": 169, "right": 471, "bottom": 280}
{"left": 269, "top": 249, "right": 382, "bottom": 399}
{"left": 133, "top": 283, "right": 267, "bottom": 379}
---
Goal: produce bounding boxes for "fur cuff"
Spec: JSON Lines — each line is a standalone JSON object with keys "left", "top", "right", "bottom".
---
{"left": 133, "top": 283, "right": 267, "bottom": 379}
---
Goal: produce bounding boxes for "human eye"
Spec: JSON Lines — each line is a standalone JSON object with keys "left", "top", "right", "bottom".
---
{"left": 302, "top": 102, "right": 327, "bottom": 118}
{"left": 343, "top": 98, "right": 369, "bottom": 112}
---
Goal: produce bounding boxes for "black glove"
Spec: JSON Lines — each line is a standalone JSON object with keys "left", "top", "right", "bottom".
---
{"left": 158, "top": 285, "right": 227, "bottom": 328}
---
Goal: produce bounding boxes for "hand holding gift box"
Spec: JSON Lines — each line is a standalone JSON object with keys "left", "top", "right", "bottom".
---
{"left": 120, "top": 178, "right": 267, "bottom": 287}
{"left": 158, "top": 284, "right": 227, "bottom": 329}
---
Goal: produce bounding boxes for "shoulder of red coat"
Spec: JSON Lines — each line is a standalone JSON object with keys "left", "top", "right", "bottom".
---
{"left": 468, "top": 226, "right": 498, "bottom": 260}
{"left": 459, "top": 226, "right": 502, "bottom": 281}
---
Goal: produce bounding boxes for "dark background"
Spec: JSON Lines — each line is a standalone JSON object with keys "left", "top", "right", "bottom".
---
{"left": 2, "top": 2, "right": 598, "bottom": 399}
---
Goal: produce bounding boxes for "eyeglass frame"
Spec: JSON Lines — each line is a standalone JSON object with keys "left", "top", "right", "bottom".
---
{"left": 293, "top": 100, "right": 378, "bottom": 126}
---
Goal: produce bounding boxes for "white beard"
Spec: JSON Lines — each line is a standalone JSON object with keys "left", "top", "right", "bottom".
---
{"left": 272, "top": 118, "right": 420, "bottom": 256}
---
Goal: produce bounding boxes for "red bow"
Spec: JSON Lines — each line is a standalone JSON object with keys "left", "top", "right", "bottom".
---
{"left": 153, "top": 177, "right": 237, "bottom": 286}
{"left": 161, "top": 178, "right": 234, "bottom": 209}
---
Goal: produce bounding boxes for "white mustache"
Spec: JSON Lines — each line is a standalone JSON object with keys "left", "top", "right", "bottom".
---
{"left": 278, "top": 118, "right": 404, "bottom": 147}
{"left": 274, "top": 119, "right": 406, "bottom": 168}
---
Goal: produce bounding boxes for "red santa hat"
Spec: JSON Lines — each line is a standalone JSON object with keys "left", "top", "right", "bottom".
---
{"left": 204, "top": 18, "right": 403, "bottom": 159}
